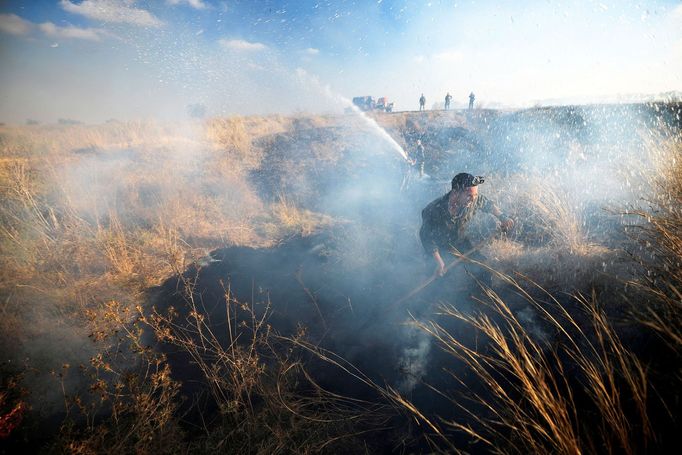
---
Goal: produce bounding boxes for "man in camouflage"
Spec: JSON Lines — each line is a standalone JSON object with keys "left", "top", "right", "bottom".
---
{"left": 420, "top": 173, "right": 513, "bottom": 277}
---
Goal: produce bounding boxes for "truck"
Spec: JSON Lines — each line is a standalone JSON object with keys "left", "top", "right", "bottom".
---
{"left": 375, "top": 97, "right": 394, "bottom": 112}
{"left": 352, "top": 96, "right": 376, "bottom": 111}
{"left": 351, "top": 96, "right": 394, "bottom": 112}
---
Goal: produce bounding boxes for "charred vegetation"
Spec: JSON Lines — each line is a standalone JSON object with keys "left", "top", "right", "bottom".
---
{"left": 1, "top": 104, "right": 681, "bottom": 453}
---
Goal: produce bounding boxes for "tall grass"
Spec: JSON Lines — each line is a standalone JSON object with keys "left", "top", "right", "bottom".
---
{"left": 140, "top": 273, "right": 389, "bottom": 453}
{"left": 404, "top": 276, "right": 650, "bottom": 454}
{"left": 0, "top": 115, "right": 364, "bottom": 450}
{"left": 372, "top": 137, "right": 681, "bottom": 453}
{"left": 1, "top": 113, "right": 680, "bottom": 452}
{"left": 629, "top": 138, "right": 682, "bottom": 350}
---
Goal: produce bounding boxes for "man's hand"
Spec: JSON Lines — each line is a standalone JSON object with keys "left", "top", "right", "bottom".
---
{"left": 435, "top": 261, "right": 446, "bottom": 277}
{"left": 500, "top": 217, "right": 514, "bottom": 233}
{"left": 433, "top": 251, "right": 446, "bottom": 277}
{"left": 491, "top": 206, "right": 514, "bottom": 233}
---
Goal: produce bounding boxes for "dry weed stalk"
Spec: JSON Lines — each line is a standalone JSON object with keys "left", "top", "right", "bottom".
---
{"left": 388, "top": 265, "right": 651, "bottom": 454}
{"left": 515, "top": 178, "right": 587, "bottom": 252}
{"left": 142, "top": 267, "right": 385, "bottom": 453}
{"left": 627, "top": 137, "right": 682, "bottom": 351}
{"left": 55, "top": 310, "right": 184, "bottom": 455}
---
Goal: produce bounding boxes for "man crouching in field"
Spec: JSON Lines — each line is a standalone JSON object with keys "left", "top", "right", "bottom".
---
{"left": 420, "top": 173, "right": 514, "bottom": 279}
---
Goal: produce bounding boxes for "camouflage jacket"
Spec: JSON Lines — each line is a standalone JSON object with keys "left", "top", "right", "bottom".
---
{"left": 419, "top": 192, "right": 496, "bottom": 255}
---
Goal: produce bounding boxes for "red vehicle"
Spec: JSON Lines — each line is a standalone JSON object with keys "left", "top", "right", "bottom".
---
{"left": 351, "top": 96, "right": 394, "bottom": 112}
{"left": 375, "top": 97, "right": 394, "bottom": 112}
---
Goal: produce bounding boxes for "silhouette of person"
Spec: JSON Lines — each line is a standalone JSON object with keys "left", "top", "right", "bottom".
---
{"left": 468, "top": 92, "right": 475, "bottom": 110}
{"left": 444, "top": 92, "right": 452, "bottom": 110}
{"left": 419, "top": 94, "right": 426, "bottom": 111}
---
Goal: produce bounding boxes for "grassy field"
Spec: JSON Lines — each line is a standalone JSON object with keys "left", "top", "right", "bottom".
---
{"left": 1, "top": 106, "right": 680, "bottom": 452}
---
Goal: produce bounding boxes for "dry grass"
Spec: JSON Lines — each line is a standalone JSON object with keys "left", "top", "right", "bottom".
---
{"left": 1, "top": 111, "right": 680, "bottom": 452}
{"left": 627, "top": 137, "right": 682, "bottom": 350}
{"left": 271, "top": 194, "right": 335, "bottom": 236}
{"left": 0, "top": 114, "right": 360, "bottom": 450}
{"left": 297, "top": 258, "right": 659, "bottom": 453}
{"left": 408, "top": 274, "right": 650, "bottom": 454}
{"left": 477, "top": 175, "right": 618, "bottom": 296}
{"left": 371, "top": 135, "right": 682, "bottom": 453}
{"left": 139, "top": 271, "right": 388, "bottom": 453}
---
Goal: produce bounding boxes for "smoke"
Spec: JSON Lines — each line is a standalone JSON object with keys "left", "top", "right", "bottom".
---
{"left": 233, "top": 101, "right": 679, "bottom": 398}
{"left": 396, "top": 321, "right": 432, "bottom": 393}
{"left": 2, "top": 3, "right": 680, "bottom": 448}
{"left": 131, "top": 96, "right": 679, "bottom": 410}
{"left": 486, "top": 105, "right": 673, "bottom": 206}
{"left": 0, "top": 118, "right": 266, "bottom": 422}
{"left": 53, "top": 121, "right": 211, "bottom": 223}
{"left": 4, "top": 54, "right": 679, "bottom": 433}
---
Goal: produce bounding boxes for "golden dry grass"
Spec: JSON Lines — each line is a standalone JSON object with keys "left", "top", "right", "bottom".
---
{"left": 0, "top": 111, "right": 680, "bottom": 452}
{"left": 421, "top": 269, "right": 650, "bottom": 454}
{"left": 627, "top": 137, "right": 682, "bottom": 350}
{"left": 0, "top": 113, "right": 369, "bottom": 451}
{"left": 374, "top": 136, "right": 682, "bottom": 453}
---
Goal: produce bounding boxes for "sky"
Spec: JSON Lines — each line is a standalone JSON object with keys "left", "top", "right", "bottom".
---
{"left": 0, "top": 0, "right": 681, "bottom": 123}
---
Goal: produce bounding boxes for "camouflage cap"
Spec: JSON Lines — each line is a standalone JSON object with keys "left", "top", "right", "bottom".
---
{"left": 451, "top": 173, "right": 485, "bottom": 190}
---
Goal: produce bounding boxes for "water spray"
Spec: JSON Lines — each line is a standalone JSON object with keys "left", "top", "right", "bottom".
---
{"left": 294, "top": 68, "right": 410, "bottom": 162}
{"left": 341, "top": 97, "right": 410, "bottom": 161}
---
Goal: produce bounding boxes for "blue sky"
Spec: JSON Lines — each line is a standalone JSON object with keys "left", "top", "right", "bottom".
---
{"left": 0, "top": 0, "right": 681, "bottom": 123}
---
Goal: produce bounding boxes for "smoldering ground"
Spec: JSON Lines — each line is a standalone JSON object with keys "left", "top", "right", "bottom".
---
{"left": 144, "top": 103, "right": 681, "bottom": 449}
{"left": 3, "top": 102, "right": 680, "bottom": 451}
{"left": 0, "top": 121, "right": 261, "bottom": 432}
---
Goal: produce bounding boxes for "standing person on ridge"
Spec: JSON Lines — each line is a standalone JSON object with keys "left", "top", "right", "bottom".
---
{"left": 468, "top": 92, "right": 475, "bottom": 110}
{"left": 419, "top": 93, "right": 426, "bottom": 111}
{"left": 444, "top": 92, "right": 452, "bottom": 110}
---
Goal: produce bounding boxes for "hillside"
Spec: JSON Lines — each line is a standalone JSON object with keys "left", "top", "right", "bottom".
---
{"left": 1, "top": 103, "right": 681, "bottom": 453}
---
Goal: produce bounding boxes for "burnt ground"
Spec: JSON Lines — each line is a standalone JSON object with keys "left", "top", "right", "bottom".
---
{"left": 149, "top": 228, "right": 516, "bottom": 449}
{"left": 145, "top": 102, "right": 682, "bottom": 452}
{"left": 148, "top": 228, "right": 680, "bottom": 452}
{"left": 1, "top": 103, "right": 681, "bottom": 453}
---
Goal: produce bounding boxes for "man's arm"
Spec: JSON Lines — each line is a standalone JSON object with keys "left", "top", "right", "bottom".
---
{"left": 479, "top": 196, "right": 514, "bottom": 232}
{"left": 419, "top": 206, "right": 447, "bottom": 276}
{"left": 432, "top": 250, "right": 446, "bottom": 276}
{"left": 418, "top": 217, "right": 438, "bottom": 256}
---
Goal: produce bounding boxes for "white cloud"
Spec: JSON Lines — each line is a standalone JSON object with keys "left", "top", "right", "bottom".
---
{"left": 0, "top": 13, "right": 108, "bottom": 42}
{"left": 413, "top": 55, "right": 426, "bottom": 64}
{"left": 219, "top": 39, "right": 268, "bottom": 51}
{"left": 0, "top": 13, "right": 32, "bottom": 36}
{"left": 167, "top": 0, "right": 208, "bottom": 9}
{"left": 304, "top": 47, "right": 320, "bottom": 55}
{"left": 60, "top": 0, "right": 164, "bottom": 28}
{"left": 39, "top": 22, "right": 104, "bottom": 41}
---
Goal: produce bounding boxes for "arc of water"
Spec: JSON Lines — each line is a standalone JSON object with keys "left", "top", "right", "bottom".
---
{"left": 295, "top": 68, "right": 410, "bottom": 162}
